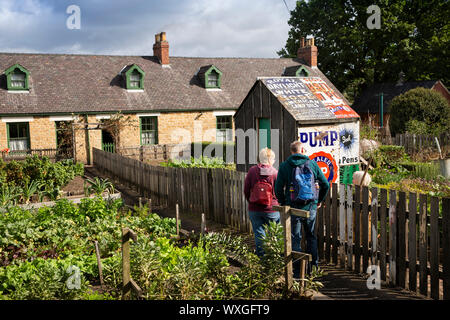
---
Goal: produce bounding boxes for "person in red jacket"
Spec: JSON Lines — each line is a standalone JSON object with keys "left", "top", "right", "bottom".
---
{"left": 244, "top": 148, "right": 279, "bottom": 257}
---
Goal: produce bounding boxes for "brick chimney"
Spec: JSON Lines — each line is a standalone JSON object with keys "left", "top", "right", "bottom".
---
{"left": 297, "top": 37, "right": 317, "bottom": 67}
{"left": 153, "top": 32, "right": 169, "bottom": 66}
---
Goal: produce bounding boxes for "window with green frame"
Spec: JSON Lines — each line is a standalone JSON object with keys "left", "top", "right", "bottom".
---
{"left": 123, "top": 64, "right": 145, "bottom": 90}
{"left": 216, "top": 116, "right": 233, "bottom": 142}
{"left": 208, "top": 70, "right": 220, "bottom": 87}
{"left": 129, "top": 70, "right": 142, "bottom": 89}
{"left": 203, "top": 65, "right": 222, "bottom": 89}
{"left": 7, "top": 122, "right": 30, "bottom": 151}
{"left": 4, "top": 64, "right": 30, "bottom": 91}
{"left": 140, "top": 117, "right": 158, "bottom": 145}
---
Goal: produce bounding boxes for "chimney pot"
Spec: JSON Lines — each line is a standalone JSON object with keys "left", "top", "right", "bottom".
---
{"left": 153, "top": 32, "right": 169, "bottom": 65}
{"left": 297, "top": 36, "right": 317, "bottom": 67}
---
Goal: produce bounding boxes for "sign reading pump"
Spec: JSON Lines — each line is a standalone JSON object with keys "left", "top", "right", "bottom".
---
{"left": 298, "top": 121, "right": 360, "bottom": 183}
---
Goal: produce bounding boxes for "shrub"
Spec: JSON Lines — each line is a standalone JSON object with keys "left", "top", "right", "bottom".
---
{"left": 0, "top": 156, "right": 84, "bottom": 205}
{"left": 389, "top": 87, "right": 450, "bottom": 136}
{"left": 161, "top": 156, "right": 235, "bottom": 169}
{"left": 360, "top": 123, "right": 380, "bottom": 141}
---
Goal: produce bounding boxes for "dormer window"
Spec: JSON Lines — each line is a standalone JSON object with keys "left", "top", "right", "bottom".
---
{"left": 283, "top": 65, "right": 310, "bottom": 77}
{"left": 11, "top": 72, "right": 26, "bottom": 88}
{"left": 208, "top": 70, "right": 219, "bottom": 87}
{"left": 129, "top": 70, "right": 142, "bottom": 89}
{"left": 120, "top": 64, "right": 145, "bottom": 90}
{"left": 197, "top": 65, "right": 222, "bottom": 89}
{"left": 5, "top": 64, "right": 30, "bottom": 91}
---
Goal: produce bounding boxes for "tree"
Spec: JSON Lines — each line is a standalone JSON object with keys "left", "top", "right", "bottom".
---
{"left": 278, "top": 0, "right": 450, "bottom": 102}
{"left": 389, "top": 88, "right": 450, "bottom": 136}
{"left": 102, "top": 112, "right": 138, "bottom": 151}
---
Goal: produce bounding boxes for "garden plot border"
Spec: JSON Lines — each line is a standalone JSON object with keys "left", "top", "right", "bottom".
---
{"left": 0, "top": 192, "right": 122, "bottom": 213}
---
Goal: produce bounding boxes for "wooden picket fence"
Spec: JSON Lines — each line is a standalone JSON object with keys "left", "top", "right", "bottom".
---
{"left": 0, "top": 148, "right": 64, "bottom": 161}
{"left": 381, "top": 132, "right": 450, "bottom": 156}
{"left": 92, "top": 148, "right": 450, "bottom": 300}
{"left": 93, "top": 148, "right": 252, "bottom": 233}
{"left": 316, "top": 184, "right": 450, "bottom": 300}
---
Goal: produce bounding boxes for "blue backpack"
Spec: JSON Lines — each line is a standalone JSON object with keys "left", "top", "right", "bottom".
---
{"left": 289, "top": 160, "right": 319, "bottom": 206}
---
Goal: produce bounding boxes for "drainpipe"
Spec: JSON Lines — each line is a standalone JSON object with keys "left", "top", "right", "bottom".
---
{"left": 85, "top": 114, "right": 91, "bottom": 165}
{"left": 379, "top": 92, "right": 384, "bottom": 128}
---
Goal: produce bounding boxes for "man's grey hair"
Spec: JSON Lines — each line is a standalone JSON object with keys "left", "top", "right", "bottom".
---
{"left": 290, "top": 141, "right": 303, "bottom": 154}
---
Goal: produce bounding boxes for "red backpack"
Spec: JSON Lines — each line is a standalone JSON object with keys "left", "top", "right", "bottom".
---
{"left": 249, "top": 168, "right": 273, "bottom": 206}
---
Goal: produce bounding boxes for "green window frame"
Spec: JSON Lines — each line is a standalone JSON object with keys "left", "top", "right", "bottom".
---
{"left": 140, "top": 117, "right": 158, "bottom": 145}
{"left": 7, "top": 122, "right": 30, "bottom": 151}
{"left": 125, "top": 64, "right": 145, "bottom": 90}
{"left": 204, "top": 66, "right": 222, "bottom": 89}
{"left": 216, "top": 116, "right": 233, "bottom": 142}
{"left": 4, "top": 64, "right": 30, "bottom": 91}
{"left": 296, "top": 66, "right": 310, "bottom": 77}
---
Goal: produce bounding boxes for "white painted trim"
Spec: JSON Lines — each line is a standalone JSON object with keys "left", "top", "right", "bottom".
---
{"left": 7, "top": 90, "right": 29, "bottom": 94}
{"left": 137, "top": 113, "right": 161, "bottom": 117}
{"left": 126, "top": 89, "right": 145, "bottom": 93}
{"left": 49, "top": 115, "right": 79, "bottom": 122}
{"left": 206, "top": 88, "right": 222, "bottom": 92}
{"left": 96, "top": 115, "right": 112, "bottom": 120}
{"left": 2, "top": 117, "right": 34, "bottom": 123}
{"left": 213, "top": 111, "right": 236, "bottom": 117}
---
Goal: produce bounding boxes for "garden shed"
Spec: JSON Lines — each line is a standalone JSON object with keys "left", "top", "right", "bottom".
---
{"left": 234, "top": 76, "right": 361, "bottom": 185}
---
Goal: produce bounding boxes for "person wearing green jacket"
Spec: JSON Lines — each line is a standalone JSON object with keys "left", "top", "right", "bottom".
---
{"left": 275, "top": 141, "right": 330, "bottom": 277}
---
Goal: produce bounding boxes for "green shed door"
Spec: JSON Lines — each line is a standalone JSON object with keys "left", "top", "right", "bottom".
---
{"left": 258, "top": 118, "right": 271, "bottom": 151}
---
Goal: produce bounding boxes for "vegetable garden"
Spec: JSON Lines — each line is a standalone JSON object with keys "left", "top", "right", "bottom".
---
{"left": 0, "top": 196, "right": 319, "bottom": 300}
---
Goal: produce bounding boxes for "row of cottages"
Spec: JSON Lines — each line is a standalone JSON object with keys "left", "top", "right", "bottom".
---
{"left": 1, "top": 32, "right": 335, "bottom": 164}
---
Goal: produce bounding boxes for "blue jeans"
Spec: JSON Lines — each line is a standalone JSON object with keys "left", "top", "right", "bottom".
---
{"left": 292, "top": 207, "right": 318, "bottom": 278}
{"left": 248, "top": 211, "right": 280, "bottom": 257}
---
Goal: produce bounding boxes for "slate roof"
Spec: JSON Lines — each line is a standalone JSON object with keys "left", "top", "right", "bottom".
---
{"left": 0, "top": 53, "right": 324, "bottom": 116}
{"left": 351, "top": 80, "right": 439, "bottom": 114}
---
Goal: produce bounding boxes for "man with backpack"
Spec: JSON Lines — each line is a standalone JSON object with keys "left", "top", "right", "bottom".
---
{"left": 244, "top": 148, "right": 279, "bottom": 257}
{"left": 275, "top": 141, "right": 330, "bottom": 277}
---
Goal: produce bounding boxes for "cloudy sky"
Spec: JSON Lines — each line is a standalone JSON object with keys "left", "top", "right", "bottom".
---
{"left": 0, "top": 0, "right": 297, "bottom": 58}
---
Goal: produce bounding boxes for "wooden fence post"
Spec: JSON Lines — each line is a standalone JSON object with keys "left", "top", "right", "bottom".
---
{"left": 346, "top": 184, "right": 353, "bottom": 271}
{"left": 122, "top": 228, "right": 141, "bottom": 300}
{"left": 201, "top": 213, "right": 206, "bottom": 235}
{"left": 408, "top": 192, "right": 417, "bottom": 292}
{"left": 388, "top": 190, "right": 397, "bottom": 286}
{"left": 443, "top": 198, "right": 450, "bottom": 300}
{"left": 122, "top": 228, "right": 132, "bottom": 300}
{"left": 176, "top": 203, "right": 180, "bottom": 237}
{"left": 339, "top": 184, "right": 346, "bottom": 269}
{"left": 281, "top": 206, "right": 293, "bottom": 293}
{"left": 94, "top": 241, "right": 104, "bottom": 287}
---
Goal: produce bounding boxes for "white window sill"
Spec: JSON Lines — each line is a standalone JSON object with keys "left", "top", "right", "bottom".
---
{"left": 206, "top": 88, "right": 222, "bottom": 92}
{"left": 127, "top": 89, "right": 144, "bottom": 93}
{"left": 7, "top": 90, "right": 29, "bottom": 94}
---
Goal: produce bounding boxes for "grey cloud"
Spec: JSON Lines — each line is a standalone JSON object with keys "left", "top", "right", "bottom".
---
{"left": 0, "top": 0, "right": 297, "bottom": 57}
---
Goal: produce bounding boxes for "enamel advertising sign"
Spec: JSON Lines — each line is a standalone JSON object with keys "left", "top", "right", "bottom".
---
{"left": 298, "top": 125, "right": 340, "bottom": 183}
{"left": 338, "top": 121, "right": 360, "bottom": 166}
{"left": 300, "top": 78, "right": 360, "bottom": 119}
{"left": 298, "top": 121, "right": 360, "bottom": 183}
